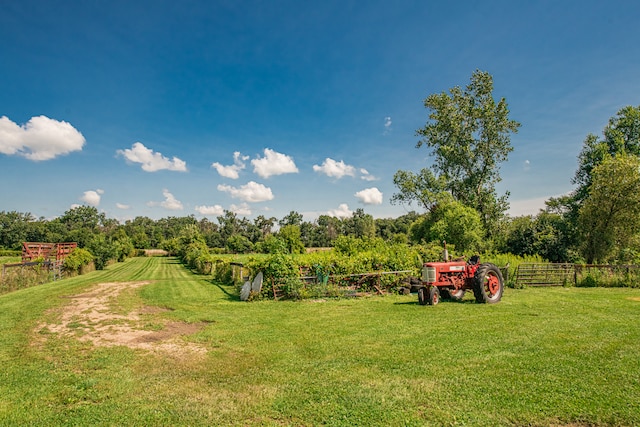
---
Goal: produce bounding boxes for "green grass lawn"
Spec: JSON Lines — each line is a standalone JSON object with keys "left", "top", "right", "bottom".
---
{"left": 1, "top": 257, "right": 639, "bottom": 426}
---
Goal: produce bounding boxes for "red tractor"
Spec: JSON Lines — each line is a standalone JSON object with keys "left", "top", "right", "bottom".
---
{"left": 417, "top": 252, "right": 504, "bottom": 306}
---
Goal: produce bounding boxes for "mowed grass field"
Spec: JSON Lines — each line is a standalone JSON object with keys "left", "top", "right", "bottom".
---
{"left": 1, "top": 257, "right": 639, "bottom": 426}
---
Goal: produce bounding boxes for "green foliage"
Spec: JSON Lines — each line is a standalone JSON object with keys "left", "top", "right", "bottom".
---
{"left": 277, "top": 225, "right": 305, "bottom": 254}
{"left": 176, "top": 224, "right": 206, "bottom": 257}
{"left": 0, "top": 249, "right": 21, "bottom": 257}
{"left": 243, "top": 238, "right": 424, "bottom": 299}
{"left": 574, "top": 105, "right": 640, "bottom": 202}
{"left": 211, "top": 258, "right": 234, "bottom": 285}
{"left": 499, "top": 212, "right": 579, "bottom": 263}
{"left": 62, "top": 248, "right": 94, "bottom": 273}
{"left": 577, "top": 274, "right": 598, "bottom": 288}
{"left": 579, "top": 154, "right": 640, "bottom": 263}
{"left": 342, "top": 208, "right": 375, "bottom": 239}
{"left": 110, "top": 229, "right": 135, "bottom": 262}
{"left": 86, "top": 234, "right": 117, "bottom": 270}
{"left": 183, "top": 241, "right": 212, "bottom": 273}
{"left": 160, "top": 237, "right": 180, "bottom": 256}
{"left": 408, "top": 197, "right": 484, "bottom": 253}
{"left": 0, "top": 211, "right": 33, "bottom": 250}
{"left": 226, "top": 234, "right": 254, "bottom": 254}
{"left": 391, "top": 168, "right": 447, "bottom": 212}
{"left": 255, "top": 234, "right": 288, "bottom": 254}
{"left": 395, "top": 70, "right": 520, "bottom": 233}
{"left": 278, "top": 210, "right": 304, "bottom": 227}
{"left": 247, "top": 253, "right": 299, "bottom": 284}
{"left": 0, "top": 263, "right": 51, "bottom": 294}
{"left": 575, "top": 265, "right": 640, "bottom": 288}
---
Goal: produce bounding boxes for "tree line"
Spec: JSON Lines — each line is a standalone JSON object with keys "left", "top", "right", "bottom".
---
{"left": 2, "top": 71, "right": 639, "bottom": 267}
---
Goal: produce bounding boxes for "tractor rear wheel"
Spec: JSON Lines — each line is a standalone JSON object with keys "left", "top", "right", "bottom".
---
{"left": 417, "top": 287, "right": 428, "bottom": 305}
{"left": 428, "top": 286, "right": 440, "bottom": 306}
{"left": 473, "top": 263, "right": 504, "bottom": 304}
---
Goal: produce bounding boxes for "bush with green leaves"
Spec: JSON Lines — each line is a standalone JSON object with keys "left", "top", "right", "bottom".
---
{"left": 211, "top": 258, "right": 234, "bottom": 285}
{"left": 226, "top": 234, "right": 254, "bottom": 254}
{"left": 255, "top": 235, "right": 288, "bottom": 254}
{"left": 240, "top": 239, "right": 425, "bottom": 299}
{"left": 575, "top": 265, "right": 640, "bottom": 288}
{"left": 183, "top": 241, "right": 212, "bottom": 274}
{"left": 0, "top": 249, "right": 21, "bottom": 257}
{"left": 62, "top": 248, "right": 94, "bottom": 274}
{"left": 87, "top": 234, "right": 118, "bottom": 270}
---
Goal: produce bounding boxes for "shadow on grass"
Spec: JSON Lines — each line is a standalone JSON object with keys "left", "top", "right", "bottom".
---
{"left": 211, "top": 281, "right": 240, "bottom": 302}
{"left": 393, "top": 297, "right": 477, "bottom": 306}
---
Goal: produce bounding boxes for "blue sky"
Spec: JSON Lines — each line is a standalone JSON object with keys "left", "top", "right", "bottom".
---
{"left": 2, "top": 0, "right": 640, "bottom": 222}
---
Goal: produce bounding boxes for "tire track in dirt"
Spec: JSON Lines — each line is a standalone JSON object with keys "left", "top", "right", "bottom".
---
{"left": 35, "top": 281, "right": 208, "bottom": 358}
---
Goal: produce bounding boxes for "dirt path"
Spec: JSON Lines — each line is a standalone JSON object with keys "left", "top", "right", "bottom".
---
{"left": 36, "top": 281, "right": 207, "bottom": 357}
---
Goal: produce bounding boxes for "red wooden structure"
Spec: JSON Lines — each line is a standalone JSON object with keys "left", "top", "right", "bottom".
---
{"left": 22, "top": 242, "right": 77, "bottom": 262}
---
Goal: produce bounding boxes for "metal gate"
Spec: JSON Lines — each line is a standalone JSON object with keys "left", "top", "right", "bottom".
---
{"left": 515, "top": 263, "right": 575, "bottom": 287}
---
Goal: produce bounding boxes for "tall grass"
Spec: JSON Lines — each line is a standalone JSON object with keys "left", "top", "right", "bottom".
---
{"left": 0, "top": 257, "right": 639, "bottom": 426}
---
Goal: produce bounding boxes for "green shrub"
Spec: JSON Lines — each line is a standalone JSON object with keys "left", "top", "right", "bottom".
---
{"left": 226, "top": 235, "right": 254, "bottom": 254}
{"left": 182, "top": 241, "right": 213, "bottom": 274}
{"left": 63, "top": 248, "right": 94, "bottom": 274}
{"left": 240, "top": 240, "right": 424, "bottom": 300}
{"left": 0, "top": 249, "right": 21, "bottom": 257}
{"left": 211, "top": 258, "right": 234, "bottom": 285}
{"left": 575, "top": 266, "right": 640, "bottom": 288}
{"left": 578, "top": 274, "right": 598, "bottom": 288}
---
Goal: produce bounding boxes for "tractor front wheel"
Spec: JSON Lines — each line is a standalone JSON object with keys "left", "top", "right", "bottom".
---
{"left": 428, "top": 286, "right": 440, "bottom": 306}
{"left": 473, "top": 263, "right": 504, "bottom": 304}
{"left": 417, "top": 287, "right": 428, "bottom": 305}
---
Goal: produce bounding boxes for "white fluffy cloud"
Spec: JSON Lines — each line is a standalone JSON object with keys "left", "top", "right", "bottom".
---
{"left": 195, "top": 204, "right": 224, "bottom": 216}
{"left": 217, "top": 181, "right": 274, "bottom": 202}
{"left": 359, "top": 168, "right": 377, "bottom": 181}
{"left": 161, "top": 189, "right": 183, "bottom": 210}
{"left": 327, "top": 203, "right": 353, "bottom": 218}
{"left": 117, "top": 142, "right": 187, "bottom": 172}
{"left": 313, "top": 158, "right": 356, "bottom": 179}
{"left": 384, "top": 116, "right": 392, "bottom": 134}
{"left": 251, "top": 148, "right": 298, "bottom": 178}
{"left": 355, "top": 187, "right": 383, "bottom": 205}
{"left": 148, "top": 189, "right": 184, "bottom": 210}
{"left": 80, "top": 189, "right": 104, "bottom": 207}
{"left": 116, "top": 203, "right": 130, "bottom": 210}
{"left": 0, "top": 115, "right": 85, "bottom": 161}
{"left": 230, "top": 203, "right": 252, "bottom": 216}
{"left": 211, "top": 151, "right": 248, "bottom": 179}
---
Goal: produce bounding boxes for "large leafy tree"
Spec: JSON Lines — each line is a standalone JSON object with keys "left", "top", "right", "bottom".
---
{"left": 498, "top": 212, "right": 576, "bottom": 262}
{"left": 279, "top": 211, "right": 304, "bottom": 227}
{"left": 0, "top": 211, "right": 34, "bottom": 249}
{"left": 393, "top": 70, "right": 520, "bottom": 234}
{"left": 573, "top": 105, "right": 640, "bottom": 202}
{"left": 58, "top": 206, "right": 108, "bottom": 248}
{"left": 578, "top": 154, "right": 640, "bottom": 264}
{"left": 408, "top": 196, "right": 484, "bottom": 253}
{"left": 343, "top": 209, "right": 375, "bottom": 239}
{"left": 545, "top": 105, "right": 640, "bottom": 260}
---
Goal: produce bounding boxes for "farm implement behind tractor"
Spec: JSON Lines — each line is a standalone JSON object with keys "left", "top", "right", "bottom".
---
{"left": 417, "top": 244, "right": 504, "bottom": 306}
